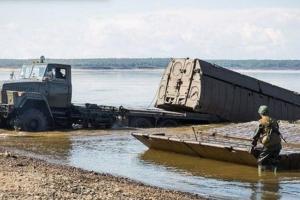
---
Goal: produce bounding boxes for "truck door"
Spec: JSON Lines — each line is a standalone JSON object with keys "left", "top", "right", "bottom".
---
{"left": 45, "top": 65, "right": 71, "bottom": 108}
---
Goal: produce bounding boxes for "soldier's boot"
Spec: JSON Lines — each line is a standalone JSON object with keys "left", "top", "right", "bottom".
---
{"left": 272, "top": 166, "right": 278, "bottom": 176}
{"left": 258, "top": 165, "right": 262, "bottom": 177}
{"left": 271, "top": 157, "right": 279, "bottom": 176}
{"left": 272, "top": 165, "right": 277, "bottom": 176}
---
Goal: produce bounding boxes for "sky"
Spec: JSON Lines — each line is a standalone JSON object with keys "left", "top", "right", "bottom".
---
{"left": 0, "top": 0, "right": 299, "bottom": 59}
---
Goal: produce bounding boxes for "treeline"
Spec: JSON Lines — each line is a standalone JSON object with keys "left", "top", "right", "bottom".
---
{"left": 0, "top": 58, "right": 170, "bottom": 69}
{"left": 211, "top": 60, "right": 300, "bottom": 70}
{"left": 0, "top": 58, "right": 300, "bottom": 70}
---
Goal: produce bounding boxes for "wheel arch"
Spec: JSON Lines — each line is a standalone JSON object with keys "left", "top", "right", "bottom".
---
{"left": 19, "top": 98, "right": 54, "bottom": 125}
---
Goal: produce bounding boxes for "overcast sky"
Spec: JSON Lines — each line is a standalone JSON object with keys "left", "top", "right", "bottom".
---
{"left": 0, "top": 0, "right": 299, "bottom": 59}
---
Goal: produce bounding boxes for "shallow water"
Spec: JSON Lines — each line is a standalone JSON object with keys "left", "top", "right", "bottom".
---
{"left": 1, "top": 131, "right": 300, "bottom": 200}
{"left": 1, "top": 68, "right": 300, "bottom": 199}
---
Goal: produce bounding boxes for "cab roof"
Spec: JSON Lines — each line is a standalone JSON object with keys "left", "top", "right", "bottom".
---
{"left": 32, "top": 62, "right": 71, "bottom": 69}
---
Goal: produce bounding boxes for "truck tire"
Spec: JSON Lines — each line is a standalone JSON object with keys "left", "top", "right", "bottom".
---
{"left": 18, "top": 109, "right": 48, "bottom": 132}
{"left": 129, "top": 117, "right": 153, "bottom": 128}
{"left": 158, "top": 119, "right": 178, "bottom": 127}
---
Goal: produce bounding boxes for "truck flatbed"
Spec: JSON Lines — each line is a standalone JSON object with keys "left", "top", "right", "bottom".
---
{"left": 122, "top": 107, "right": 220, "bottom": 128}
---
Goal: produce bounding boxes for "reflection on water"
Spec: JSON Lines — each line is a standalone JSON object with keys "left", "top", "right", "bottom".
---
{"left": 142, "top": 149, "right": 259, "bottom": 182}
{"left": 0, "top": 131, "right": 72, "bottom": 161}
{"left": 1, "top": 131, "right": 300, "bottom": 199}
{"left": 141, "top": 149, "right": 300, "bottom": 200}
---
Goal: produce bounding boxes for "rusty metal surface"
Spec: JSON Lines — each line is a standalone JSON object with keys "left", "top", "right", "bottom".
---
{"left": 132, "top": 121, "right": 300, "bottom": 169}
{"left": 132, "top": 132, "right": 258, "bottom": 166}
{"left": 155, "top": 58, "right": 300, "bottom": 122}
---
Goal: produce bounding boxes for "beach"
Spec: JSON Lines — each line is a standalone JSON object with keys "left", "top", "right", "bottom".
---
{"left": 0, "top": 148, "right": 204, "bottom": 200}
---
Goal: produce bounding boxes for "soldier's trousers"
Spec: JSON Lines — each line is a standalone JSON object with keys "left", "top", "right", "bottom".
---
{"left": 257, "top": 147, "right": 281, "bottom": 166}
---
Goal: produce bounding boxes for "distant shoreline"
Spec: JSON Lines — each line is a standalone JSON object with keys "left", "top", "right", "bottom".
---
{"left": 1, "top": 66, "right": 300, "bottom": 71}
{"left": 1, "top": 58, "right": 300, "bottom": 70}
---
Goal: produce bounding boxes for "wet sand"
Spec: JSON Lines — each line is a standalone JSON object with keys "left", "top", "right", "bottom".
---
{"left": 0, "top": 148, "right": 205, "bottom": 200}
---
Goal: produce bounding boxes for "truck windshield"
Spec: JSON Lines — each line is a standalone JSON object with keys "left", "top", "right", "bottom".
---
{"left": 20, "top": 64, "right": 47, "bottom": 80}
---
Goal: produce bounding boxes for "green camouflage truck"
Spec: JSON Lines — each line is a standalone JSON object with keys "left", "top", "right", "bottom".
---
{"left": 0, "top": 57, "right": 118, "bottom": 131}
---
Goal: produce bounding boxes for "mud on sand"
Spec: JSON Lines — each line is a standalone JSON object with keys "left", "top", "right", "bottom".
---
{"left": 0, "top": 149, "right": 205, "bottom": 200}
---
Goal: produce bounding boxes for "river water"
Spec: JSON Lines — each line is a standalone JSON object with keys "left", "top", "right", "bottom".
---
{"left": 0, "top": 68, "right": 300, "bottom": 199}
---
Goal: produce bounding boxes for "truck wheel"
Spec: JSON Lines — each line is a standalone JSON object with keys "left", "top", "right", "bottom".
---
{"left": 130, "top": 117, "right": 153, "bottom": 128}
{"left": 0, "top": 118, "right": 5, "bottom": 128}
{"left": 18, "top": 109, "right": 48, "bottom": 132}
{"left": 158, "top": 119, "right": 178, "bottom": 127}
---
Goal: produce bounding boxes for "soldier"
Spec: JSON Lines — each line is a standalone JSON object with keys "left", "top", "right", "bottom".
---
{"left": 251, "top": 105, "right": 282, "bottom": 176}
{"left": 55, "top": 68, "right": 65, "bottom": 79}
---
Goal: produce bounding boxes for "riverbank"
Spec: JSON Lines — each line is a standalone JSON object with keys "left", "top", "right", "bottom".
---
{"left": 0, "top": 149, "right": 205, "bottom": 200}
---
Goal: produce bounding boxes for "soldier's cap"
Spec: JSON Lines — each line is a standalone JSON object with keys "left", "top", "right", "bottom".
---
{"left": 258, "top": 105, "right": 269, "bottom": 115}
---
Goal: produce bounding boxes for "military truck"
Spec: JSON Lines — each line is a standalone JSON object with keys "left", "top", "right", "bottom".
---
{"left": 0, "top": 57, "right": 119, "bottom": 131}
{"left": 7, "top": 56, "right": 298, "bottom": 131}
{"left": 155, "top": 58, "right": 300, "bottom": 121}
{"left": 0, "top": 57, "right": 220, "bottom": 131}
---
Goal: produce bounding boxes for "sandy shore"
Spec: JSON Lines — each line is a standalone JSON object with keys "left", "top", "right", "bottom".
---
{"left": 0, "top": 149, "right": 205, "bottom": 200}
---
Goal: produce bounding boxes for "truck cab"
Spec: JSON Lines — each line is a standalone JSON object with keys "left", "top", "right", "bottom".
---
{"left": 18, "top": 62, "right": 72, "bottom": 108}
{"left": 0, "top": 59, "right": 72, "bottom": 131}
{"left": 0, "top": 57, "right": 121, "bottom": 132}
{"left": 0, "top": 62, "right": 72, "bottom": 108}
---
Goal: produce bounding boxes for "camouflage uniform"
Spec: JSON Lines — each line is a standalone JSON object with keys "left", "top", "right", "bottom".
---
{"left": 252, "top": 106, "right": 282, "bottom": 166}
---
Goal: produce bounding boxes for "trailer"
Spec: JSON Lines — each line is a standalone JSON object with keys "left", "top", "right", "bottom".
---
{"left": 121, "top": 107, "right": 220, "bottom": 128}
{"left": 155, "top": 58, "right": 300, "bottom": 122}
